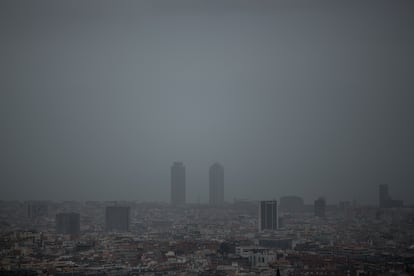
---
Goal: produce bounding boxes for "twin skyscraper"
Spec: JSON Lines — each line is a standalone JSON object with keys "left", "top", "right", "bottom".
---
{"left": 170, "top": 162, "right": 224, "bottom": 206}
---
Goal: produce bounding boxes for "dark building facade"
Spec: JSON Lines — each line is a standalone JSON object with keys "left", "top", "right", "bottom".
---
{"left": 105, "top": 206, "right": 130, "bottom": 232}
{"left": 171, "top": 162, "right": 186, "bottom": 205}
{"left": 56, "top": 212, "right": 80, "bottom": 235}
{"left": 258, "top": 238, "right": 292, "bottom": 249}
{"left": 259, "top": 200, "right": 278, "bottom": 231}
{"left": 209, "top": 163, "right": 224, "bottom": 206}
{"left": 314, "top": 197, "right": 326, "bottom": 217}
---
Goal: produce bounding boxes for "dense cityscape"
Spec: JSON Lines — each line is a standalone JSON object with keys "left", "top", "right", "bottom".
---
{"left": 2, "top": 1, "right": 414, "bottom": 275}
{"left": 1, "top": 163, "right": 413, "bottom": 275}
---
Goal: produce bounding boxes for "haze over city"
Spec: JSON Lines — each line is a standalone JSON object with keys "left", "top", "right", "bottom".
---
{"left": 1, "top": 0, "right": 414, "bottom": 205}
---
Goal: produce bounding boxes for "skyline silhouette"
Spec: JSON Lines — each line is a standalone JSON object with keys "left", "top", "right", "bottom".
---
{"left": 1, "top": 1, "right": 414, "bottom": 275}
{"left": 1, "top": 0, "right": 414, "bottom": 205}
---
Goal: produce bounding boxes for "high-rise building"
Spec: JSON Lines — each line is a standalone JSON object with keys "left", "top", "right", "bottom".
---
{"left": 379, "top": 184, "right": 403, "bottom": 208}
{"left": 379, "top": 184, "right": 390, "bottom": 208}
{"left": 314, "top": 197, "right": 326, "bottom": 217}
{"left": 259, "top": 200, "right": 278, "bottom": 231}
{"left": 56, "top": 212, "right": 80, "bottom": 235}
{"left": 105, "top": 206, "right": 130, "bottom": 232}
{"left": 171, "top": 162, "right": 186, "bottom": 205}
{"left": 209, "top": 162, "right": 224, "bottom": 205}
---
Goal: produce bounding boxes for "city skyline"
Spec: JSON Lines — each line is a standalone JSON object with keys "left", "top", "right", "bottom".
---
{"left": 1, "top": 0, "right": 414, "bottom": 274}
{"left": 3, "top": 161, "right": 408, "bottom": 206}
{"left": 1, "top": 0, "right": 414, "bottom": 205}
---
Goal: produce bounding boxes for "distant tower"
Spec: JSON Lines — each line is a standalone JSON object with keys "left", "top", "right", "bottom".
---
{"left": 171, "top": 162, "right": 186, "bottom": 205}
{"left": 56, "top": 212, "right": 80, "bottom": 235}
{"left": 105, "top": 206, "right": 130, "bottom": 232}
{"left": 379, "top": 184, "right": 403, "bottom": 208}
{"left": 379, "top": 184, "right": 390, "bottom": 208}
{"left": 314, "top": 197, "right": 326, "bottom": 217}
{"left": 259, "top": 200, "right": 278, "bottom": 231}
{"left": 209, "top": 163, "right": 224, "bottom": 205}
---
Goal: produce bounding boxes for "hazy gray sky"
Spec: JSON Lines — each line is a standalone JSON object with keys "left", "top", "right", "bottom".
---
{"left": 1, "top": 0, "right": 414, "bottom": 204}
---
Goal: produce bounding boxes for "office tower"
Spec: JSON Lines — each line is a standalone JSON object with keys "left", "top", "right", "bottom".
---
{"left": 279, "top": 196, "right": 304, "bottom": 212}
{"left": 171, "top": 162, "right": 186, "bottom": 205}
{"left": 379, "top": 184, "right": 390, "bottom": 208}
{"left": 56, "top": 212, "right": 80, "bottom": 235}
{"left": 314, "top": 197, "right": 326, "bottom": 217}
{"left": 209, "top": 162, "right": 224, "bottom": 205}
{"left": 259, "top": 200, "right": 278, "bottom": 231}
{"left": 105, "top": 206, "right": 130, "bottom": 232}
{"left": 379, "top": 184, "right": 403, "bottom": 208}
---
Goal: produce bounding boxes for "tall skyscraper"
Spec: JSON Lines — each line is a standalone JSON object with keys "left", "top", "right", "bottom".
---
{"left": 259, "top": 200, "right": 278, "bottom": 231}
{"left": 314, "top": 197, "right": 326, "bottom": 217}
{"left": 105, "top": 206, "right": 130, "bottom": 232}
{"left": 379, "top": 184, "right": 403, "bottom": 208}
{"left": 209, "top": 162, "right": 224, "bottom": 205}
{"left": 171, "top": 162, "right": 186, "bottom": 205}
{"left": 379, "top": 184, "right": 390, "bottom": 208}
{"left": 56, "top": 212, "right": 80, "bottom": 235}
